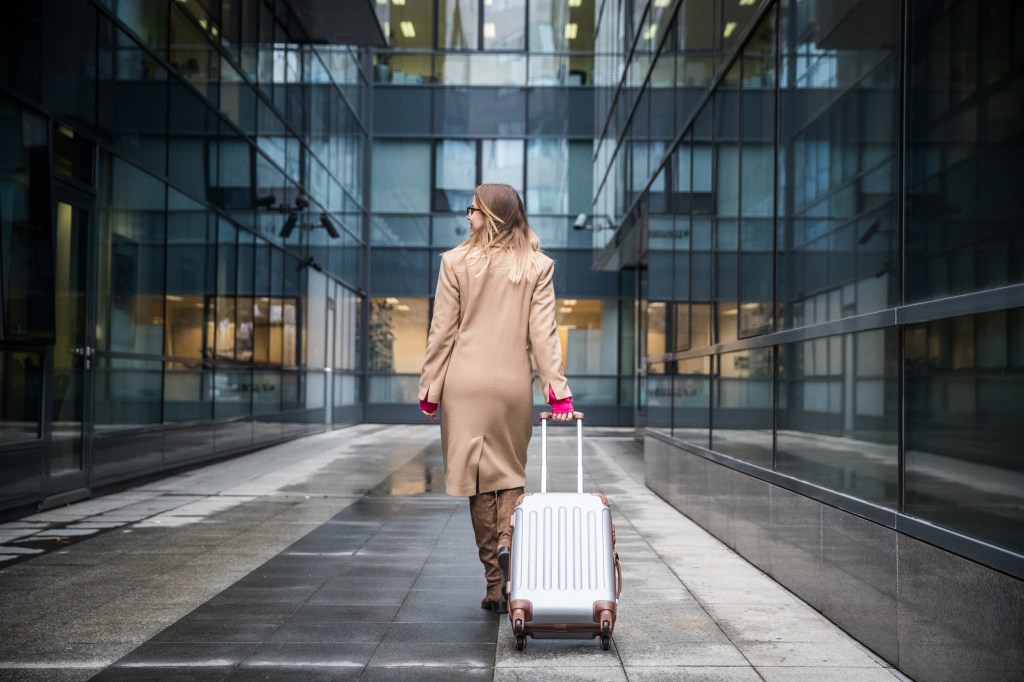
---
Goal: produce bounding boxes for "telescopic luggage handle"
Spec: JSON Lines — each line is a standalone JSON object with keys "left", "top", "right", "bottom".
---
{"left": 537, "top": 411, "right": 585, "bottom": 494}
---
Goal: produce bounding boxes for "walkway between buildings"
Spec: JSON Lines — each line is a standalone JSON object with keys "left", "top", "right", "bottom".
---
{"left": 0, "top": 424, "right": 910, "bottom": 681}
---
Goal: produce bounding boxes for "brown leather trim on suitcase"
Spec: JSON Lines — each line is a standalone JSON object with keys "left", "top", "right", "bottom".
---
{"left": 593, "top": 600, "right": 617, "bottom": 627}
{"left": 591, "top": 493, "right": 610, "bottom": 506}
{"left": 509, "top": 599, "right": 533, "bottom": 624}
{"left": 525, "top": 623, "right": 602, "bottom": 635}
{"left": 515, "top": 492, "right": 531, "bottom": 506}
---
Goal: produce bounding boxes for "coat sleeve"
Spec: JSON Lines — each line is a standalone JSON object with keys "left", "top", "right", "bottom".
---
{"left": 528, "top": 259, "right": 572, "bottom": 400}
{"left": 419, "top": 254, "right": 460, "bottom": 404}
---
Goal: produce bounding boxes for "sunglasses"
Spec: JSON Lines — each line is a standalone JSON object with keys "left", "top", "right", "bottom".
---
{"left": 465, "top": 205, "right": 480, "bottom": 217}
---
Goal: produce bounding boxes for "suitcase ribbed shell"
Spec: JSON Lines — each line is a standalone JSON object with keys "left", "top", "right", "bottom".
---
{"left": 509, "top": 492, "right": 616, "bottom": 633}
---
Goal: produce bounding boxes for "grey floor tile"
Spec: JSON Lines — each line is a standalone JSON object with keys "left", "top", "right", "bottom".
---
{"left": 239, "top": 642, "right": 377, "bottom": 668}
{"left": 622, "top": 667, "right": 762, "bottom": 682}
{"left": 149, "top": 620, "right": 281, "bottom": 643}
{"left": 382, "top": 621, "right": 498, "bottom": 644}
{"left": 90, "top": 668, "right": 233, "bottom": 682}
{"left": 266, "top": 622, "right": 390, "bottom": 643}
{"left": 290, "top": 603, "right": 400, "bottom": 622}
{"left": 367, "top": 641, "right": 494, "bottom": 668}
{"left": 113, "top": 642, "right": 260, "bottom": 667}
{"left": 362, "top": 667, "right": 494, "bottom": 681}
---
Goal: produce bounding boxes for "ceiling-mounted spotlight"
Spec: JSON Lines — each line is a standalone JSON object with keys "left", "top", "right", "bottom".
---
{"left": 319, "top": 212, "right": 341, "bottom": 239}
{"left": 280, "top": 213, "right": 299, "bottom": 238}
{"left": 255, "top": 195, "right": 277, "bottom": 208}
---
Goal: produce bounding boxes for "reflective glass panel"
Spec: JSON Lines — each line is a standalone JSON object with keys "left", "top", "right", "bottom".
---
{"left": 712, "top": 348, "right": 773, "bottom": 468}
{"left": 369, "top": 297, "right": 429, "bottom": 373}
{"left": 905, "top": 0, "right": 1024, "bottom": 302}
{"left": 0, "top": 351, "right": 42, "bottom": 443}
{"left": 776, "top": 0, "right": 900, "bottom": 330}
{"left": 97, "top": 157, "right": 166, "bottom": 355}
{"left": 674, "top": 356, "right": 711, "bottom": 448}
{"left": 778, "top": 330, "right": 898, "bottom": 506}
{"left": 905, "top": 309, "right": 1024, "bottom": 554}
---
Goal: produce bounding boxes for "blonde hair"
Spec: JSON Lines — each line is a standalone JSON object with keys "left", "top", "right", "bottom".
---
{"left": 456, "top": 183, "right": 543, "bottom": 283}
{"left": 456, "top": 182, "right": 544, "bottom": 280}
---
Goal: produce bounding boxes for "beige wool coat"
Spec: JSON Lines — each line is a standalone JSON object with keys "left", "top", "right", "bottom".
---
{"left": 419, "top": 247, "right": 571, "bottom": 497}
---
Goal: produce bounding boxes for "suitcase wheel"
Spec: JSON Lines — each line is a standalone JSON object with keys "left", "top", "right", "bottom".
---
{"left": 513, "top": 618, "right": 524, "bottom": 635}
{"left": 600, "top": 633, "right": 611, "bottom": 651}
{"left": 515, "top": 634, "right": 527, "bottom": 651}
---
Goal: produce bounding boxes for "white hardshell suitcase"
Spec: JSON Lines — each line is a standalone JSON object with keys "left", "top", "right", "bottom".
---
{"left": 507, "top": 412, "right": 622, "bottom": 651}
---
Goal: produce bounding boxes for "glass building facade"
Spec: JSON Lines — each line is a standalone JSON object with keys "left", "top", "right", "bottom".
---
{"left": 1, "top": 0, "right": 374, "bottom": 510}
{"left": 365, "top": 0, "right": 635, "bottom": 424}
{"left": 2, "top": 1, "right": 1023, "bottom": 679}
{"left": 600, "top": 0, "right": 1024, "bottom": 680}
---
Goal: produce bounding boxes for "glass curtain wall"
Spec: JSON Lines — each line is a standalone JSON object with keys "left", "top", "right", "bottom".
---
{"left": 368, "top": 0, "right": 630, "bottom": 422}
{"left": 596, "top": 0, "right": 1024, "bottom": 563}
{"left": 0, "top": 0, "right": 368, "bottom": 507}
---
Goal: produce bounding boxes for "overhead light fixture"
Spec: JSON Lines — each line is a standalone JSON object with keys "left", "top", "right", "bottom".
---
{"left": 739, "top": 0, "right": 756, "bottom": 5}
{"left": 376, "top": 0, "right": 386, "bottom": 5}
{"left": 723, "top": 21, "right": 737, "bottom": 38}
{"left": 565, "top": 23, "right": 578, "bottom": 40}
{"left": 654, "top": 0, "right": 670, "bottom": 7}
{"left": 569, "top": 0, "right": 582, "bottom": 7}
{"left": 643, "top": 24, "right": 658, "bottom": 40}
{"left": 484, "top": 22, "right": 496, "bottom": 39}
{"left": 392, "top": 0, "right": 405, "bottom": 5}
{"left": 400, "top": 21, "right": 415, "bottom": 38}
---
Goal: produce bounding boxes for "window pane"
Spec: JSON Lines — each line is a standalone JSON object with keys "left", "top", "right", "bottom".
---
{"left": 905, "top": 0, "right": 1024, "bottom": 302}
{"left": 439, "top": 0, "right": 478, "bottom": 49}
{"left": 777, "top": 0, "right": 900, "bottom": 330}
{"left": 1, "top": 101, "right": 54, "bottom": 341}
{"left": 674, "top": 356, "right": 711, "bottom": 448}
{"left": 905, "top": 309, "right": 1024, "bottom": 554}
{"left": 373, "top": 141, "right": 431, "bottom": 213}
{"left": 481, "top": 139, "right": 523, "bottom": 188}
{"left": 369, "top": 297, "right": 429, "bottom": 374}
{"left": 777, "top": 330, "right": 898, "bottom": 506}
{"left": 527, "top": 140, "right": 568, "bottom": 213}
{"left": 97, "top": 156, "right": 166, "bottom": 355}
{"left": 484, "top": 0, "right": 525, "bottom": 50}
{"left": 0, "top": 351, "right": 42, "bottom": 443}
{"left": 713, "top": 348, "right": 773, "bottom": 468}
{"left": 434, "top": 140, "right": 476, "bottom": 211}
{"left": 558, "top": 299, "right": 617, "bottom": 375}
{"left": 93, "top": 357, "right": 162, "bottom": 429}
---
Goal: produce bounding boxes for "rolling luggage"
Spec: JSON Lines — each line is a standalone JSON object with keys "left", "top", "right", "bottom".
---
{"left": 506, "top": 411, "right": 622, "bottom": 651}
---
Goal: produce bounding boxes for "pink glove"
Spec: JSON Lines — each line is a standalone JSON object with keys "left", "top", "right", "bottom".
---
{"left": 547, "top": 387, "right": 574, "bottom": 414}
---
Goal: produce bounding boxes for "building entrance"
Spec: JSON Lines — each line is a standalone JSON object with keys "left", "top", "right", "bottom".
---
{"left": 42, "top": 188, "right": 94, "bottom": 506}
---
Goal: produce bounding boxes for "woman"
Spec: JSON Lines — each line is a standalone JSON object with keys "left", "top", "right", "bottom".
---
{"left": 419, "top": 183, "right": 574, "bottom": 613}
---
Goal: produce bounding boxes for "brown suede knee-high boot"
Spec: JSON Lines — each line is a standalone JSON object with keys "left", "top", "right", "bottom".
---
{"left": 468, "top": 492, "right": 504, "bottom": 609}
{"left": 495, "top": 487, "right": 524, "bottom": 551}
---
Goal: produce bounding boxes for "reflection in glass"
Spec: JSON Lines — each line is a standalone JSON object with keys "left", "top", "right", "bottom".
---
{"left": 93, "top": 357, "right": 162, "bottom": 429}
{"left": 434, "top": 140, "right": 476, "bottom": 211}
{"left": 713, "top": 348, "right": 772, "bottom": 467}
{"left": 527, "top": 140, "right": 568, "bottom": 213}
{"left": 905, "top": 310, "right": 1024, "bottom": 554}
{"left": 439, "top": 0, "right": 479, "bottom": 49}
{"left": 674, "top": 356, "right": 711, "bottom": 448}
{"left": 777, "top": 330, "right": 898, "bottom": 506}
{"left": 906, "top": 0, "right": 1024, "bottom": 302}
{"left": 556, "top": 299, "right": 618, "bottom": 375}
{"left": 648, "top": 362, "right": 671, "bottom": 429}
{"left": 0, "top": 352, "right": 42, "bottom": 443}
{"left": 776, "top": 0, "right": 900, "bottom": 331}
{"left": 369, "top": 297, "right": 429, "bottom": 373}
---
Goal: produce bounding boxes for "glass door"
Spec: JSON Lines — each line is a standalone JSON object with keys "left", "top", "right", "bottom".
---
{"left": 45, "top": 189, "right": 94, "bottom": 498}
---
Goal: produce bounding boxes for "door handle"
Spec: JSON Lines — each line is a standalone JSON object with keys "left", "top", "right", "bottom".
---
{"left": 72, "top": 346, "right": 95, "bottom": 369}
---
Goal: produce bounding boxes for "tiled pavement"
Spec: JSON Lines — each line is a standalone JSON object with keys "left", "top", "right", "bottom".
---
{"left": 0, "top": 424, "right": 912, "bottom": 681}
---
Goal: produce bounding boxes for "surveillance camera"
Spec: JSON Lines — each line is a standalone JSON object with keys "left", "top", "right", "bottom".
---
{"left": 295, "top": 195, "right": 310, "bottom": 210}
{"left": 573, "top": 213, "right": 589, "bottom": 230}
{"left": 255, "top": 195, "right": 277, "bottom": 208}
